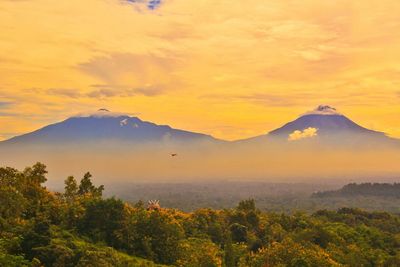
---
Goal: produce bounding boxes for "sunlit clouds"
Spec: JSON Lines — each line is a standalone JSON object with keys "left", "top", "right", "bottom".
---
{"left": 1, "top": 0, "right": 400, "bottom": 140}
{"left": 288, "top": 127, "right": 318, "bottom": 141}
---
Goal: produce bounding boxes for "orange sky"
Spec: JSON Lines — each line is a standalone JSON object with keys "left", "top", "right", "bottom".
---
{"left": 0, "top": 0, "right": 400, "bottom": 141}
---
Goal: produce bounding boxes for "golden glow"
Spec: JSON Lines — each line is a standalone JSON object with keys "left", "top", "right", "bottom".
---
{"left": 1, "top": 0, "right": 400, "bottom": 140}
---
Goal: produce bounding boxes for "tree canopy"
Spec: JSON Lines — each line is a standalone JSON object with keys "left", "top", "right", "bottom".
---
{"left": 1, "top": 163, "right": 399, "bottom": 266}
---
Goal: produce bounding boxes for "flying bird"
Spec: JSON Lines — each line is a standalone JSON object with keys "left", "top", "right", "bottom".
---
{"left": 171, "top": 153, "right": 178, "bottom": 157}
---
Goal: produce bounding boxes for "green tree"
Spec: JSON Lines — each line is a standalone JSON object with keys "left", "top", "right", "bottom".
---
{"left": 237, "top": 199, "right": 256, "bottom": 212}
{"left": 224, "top": 234, "right": 235, "bottom": 267}
{"left": 176, "top": 238, "right": 222, "bottom": 267}
{"left": 125, "top": 209, "right": 185, "bottom": 264}
{"left": 0, "top": 167, "right": 27, "bottom": 228}
{"left": 64, "top": 176, "right": 78, "bottom": 201}
{"left": 20, "top": 217, "right": 51, "bottom": 261}
{"left": 230, "top": 223, "right": 247, "bottom": 243}
{"left": 23, "top": 162, "right": 48, "bottom": 184}
{"left": 78, "top": 198, "right": 125, "bottom": 247}
{"left": 78, "top": 172, "right": 104, "bottom": 198}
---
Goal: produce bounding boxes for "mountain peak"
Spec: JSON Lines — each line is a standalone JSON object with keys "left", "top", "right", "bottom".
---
{"left": 1, "top": 108, "right": 219, "bottom": 145}
{"left": 72, "top": 109, "right": 129, "bottom": 118}
{"left": 304, "top": 105, "right": 342, "bottom": 116}
{"left": 268, "top": 105, "right": 385, "bottom": 139}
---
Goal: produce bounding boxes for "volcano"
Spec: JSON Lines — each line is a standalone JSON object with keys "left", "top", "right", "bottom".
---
{"left": 240, "top": 105, "right": 397, "bottom": 147}
{"left": 0, "top": 109, "right": 220, "bottom": 147}
{"left": 269, "top": 105, "right": 385, "bottom": 137}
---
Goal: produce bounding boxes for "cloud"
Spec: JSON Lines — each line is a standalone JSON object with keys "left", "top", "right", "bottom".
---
{"left": 44, "top": 85, "right": 165, "bottom": 99}
{"left": 147, "top": 0, "right": 162, "bottom": 10}
{"left": 47, "top": 88, "right": 81, "bottom": 98}
{"left": 2, "top": 0, "right": 400, "bottom": 140}
{"left": 288, "top": 127, "right": 318, "bottom": 141}
{"left": 0, "top": 111, "right": 17, "bottom": 117}
{"left": 87, "top": 85, "right": 164, "bottom": 98}
{"left": 303, "top": 105, "right": 342, "bottom": 116}
{"left": 72, "top": 109, "right": 134, "bottom": 118}
{"left": 123, "top": 0, "right": 163, "bottom": 10}
{"left": 0, "top": 101, "right": 14, "bottom": 116}
{"left": 199, "top": 93, "right": 313, "bottom": 107}
{"left": 235, "top": 93, "right": 300, "bottom": 107}
{"left": 79, "top": 53, "right": 179, "bottom": 89}
{"left": 0, "top": 101, "right": 13, "bottom": 108}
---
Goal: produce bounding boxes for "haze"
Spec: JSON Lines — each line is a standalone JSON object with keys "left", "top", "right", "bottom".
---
{"left": 1, "top": 1, "right": 400, "bottom": 188}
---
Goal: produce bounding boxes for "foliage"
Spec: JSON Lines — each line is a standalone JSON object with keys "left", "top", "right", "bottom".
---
{"left": 238, "top": 238, "right": 340, "bottom": 267}
{"left": 1, "top": 163, "right": 399, "bottom": 267}
{"left": 313, "top": 182, "right": 400, "bottom": 198}
{"left": 176, "top": 238, "right": 222, "bottom": 267}
{"left": 109, "top": 181, "right": 400, "bottom": 213}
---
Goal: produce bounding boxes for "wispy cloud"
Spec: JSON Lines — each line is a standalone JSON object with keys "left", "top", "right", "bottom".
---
{"left": 201, "top": 93, "right": 289, "bottom": 105}
{"left": 147, "top": 0, "right": 162, "bottom": 10}
{"left": 45, "top": 85, "right": 165, "bottom": 99}
{"left": 47, "top": 88, "right": 81, "bottom": 99}
{"left": 122, "top": 0, "right": 163, "bottom": 10}
{"left": 200, "top": 92, "right": 317, "bottom": 107}
{"left": 0, "top": 101, "right": 13, "bottom": 108}
{"left": 79, "top": 53, "right": 179, "bottom": 89}
{"left": 87, "top": 84, "right": 165, "bottom": 98}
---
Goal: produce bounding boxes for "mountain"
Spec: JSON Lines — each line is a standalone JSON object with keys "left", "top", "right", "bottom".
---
{"left": 1, "top": 106, "right": 398, "bottom": 149}
{"left": 1, "top": 109, "right": 219, "bottom": 147}
{"left": 240, "top": 105, "right": 397, "bottom": 147}
{"left": 269, "top": 105, "right": 385, "bottom": 137}
{"left": 1, "top": 106, "right": 398, "bottom": 182}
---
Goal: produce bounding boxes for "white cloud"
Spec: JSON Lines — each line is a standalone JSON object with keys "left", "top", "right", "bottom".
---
{"left": 73, "top": 109, "right": 128, "bottom": 118}
{"left": 288, "top": 127, "right": 318, "bottom": 141}
{"left": 303, "top": 105, "right": 342, "bottom": 116}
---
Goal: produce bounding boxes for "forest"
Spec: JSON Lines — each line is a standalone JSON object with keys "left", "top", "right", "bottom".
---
{"left": 313, "top": 183, "right": 400, "bottom": 198}
{"left": 105, "top": 182, "right": 400, "bottom": 213}
{"left": 1, "top": 163, "right": 400, "bottom": 266}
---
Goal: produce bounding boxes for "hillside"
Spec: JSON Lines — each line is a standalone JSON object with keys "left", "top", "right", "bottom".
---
{"left": 1, "top": 163, "right": 400, "bottom": 266}
{"left": 1, "top": 109, "right": 219, "bottom": 147}
{"left": 240, "top": 105, "right": 397, "bottom": 147}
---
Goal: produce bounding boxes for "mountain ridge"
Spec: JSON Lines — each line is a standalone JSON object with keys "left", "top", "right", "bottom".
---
{"left": 0, "top": 106, "right": 398, "bottom": 147}
{"left": 1, "top": 110, "right": 220, "bottom": 146}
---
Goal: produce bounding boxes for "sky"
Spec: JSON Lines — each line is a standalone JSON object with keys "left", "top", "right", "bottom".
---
{"left": 1, "top": 0, "right": 400, "bottom": 141}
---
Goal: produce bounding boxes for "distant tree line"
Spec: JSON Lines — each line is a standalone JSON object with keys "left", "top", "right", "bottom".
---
{"left": 313, "top": 182, "right": 400, "bottom": 198}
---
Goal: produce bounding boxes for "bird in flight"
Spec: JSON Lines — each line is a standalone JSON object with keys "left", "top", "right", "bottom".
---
{"left": 171, "top": 153, "right": 178, "bottom": 157}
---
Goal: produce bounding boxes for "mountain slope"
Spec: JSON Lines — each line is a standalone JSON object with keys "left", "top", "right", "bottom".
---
{"left": 1, "top": 109, "right": 219, "bottom": 146}
{"left": 269, "top": 114, "right": 385, "bottom": 137}
{"left": 1, "top": 106, "right": 398, "bottom": 148}
{"left": 240, "top": 105, "right": 396, "bottom": 146}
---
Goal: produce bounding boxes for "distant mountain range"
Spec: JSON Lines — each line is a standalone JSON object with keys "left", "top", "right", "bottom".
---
{"left": 0, "top": 106, "right": 398, "bottom": 148}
